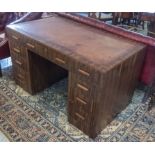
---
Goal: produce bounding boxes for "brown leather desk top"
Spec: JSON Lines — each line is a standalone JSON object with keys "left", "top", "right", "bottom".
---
{"left": 8, "top": 16, "right": 146, "bottom": 71}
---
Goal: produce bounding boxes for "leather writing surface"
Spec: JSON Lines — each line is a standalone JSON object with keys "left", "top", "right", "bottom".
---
{"left": 7, "top": 16, "right": 146, "bottom": 70}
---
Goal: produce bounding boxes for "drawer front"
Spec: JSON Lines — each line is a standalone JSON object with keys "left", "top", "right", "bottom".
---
{"left": 9, "top": 39, "right": 22, "bottom": 49}
{"left": 24, "top": 36, "right": 53, "bottom": 62}
{"left": 7, "top": 30, "right": 24, "bottom": 45}
{"left": 74, "top": 96, "right": 90, "bottom": 118}
{"left": 74, "top": 62, "right": 97, "bottom": 87}
{"left": 9, "top": 43, "right": 26, "bottom": 58}
{"left": 52, "top": 50, "right": 69, "bottom": 70}
{"left": 25, "top": 37, "right": 36, "bottom": 51}
{"left": 14, "top": 69, "right": 26, "bottom": 84}
{"left": 12, "top": 64, "right": 28, "bottom": 91}
{"left": 71, "top": 112, "right": 90, "bottom": 133}
{"left": 12, "top": 56, "right": 27, "bottom": 71}
{"left": 37, "top": 44, "right": 49, "bottom": 59}
{"left": 74, "top": 83, "right": 91, "bottom": 103}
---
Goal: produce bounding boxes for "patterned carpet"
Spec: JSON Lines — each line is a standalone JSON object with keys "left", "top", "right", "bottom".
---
{"left": 0, "top": 66, "right": 155, "bottom": 142}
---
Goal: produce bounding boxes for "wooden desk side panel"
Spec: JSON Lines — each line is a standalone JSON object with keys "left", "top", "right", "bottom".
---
{"left": 89, "top": 48, "right": 146, "bottom": 138}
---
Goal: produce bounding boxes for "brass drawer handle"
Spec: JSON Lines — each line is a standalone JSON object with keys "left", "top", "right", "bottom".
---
{"left": 12, "top": 35, "right": 19, "bottom": 40}
{"left": 77, "top": 83, "right": 89, "bottom": 92}
{"left": 75, "top": 113, "right": 85, "bottom": 120}
{"left": 13, "top": 48, "right": 20, "bottom": 53}
{"left": 27, "top": 43, "right": 35, "bottom": 48}
{"left": 15, "top": 60, "right": 22, "bottom": 66}
{"left": 55, "top": 57, "right": 66, "bottom": 64}
{"left": 76, "top": 97, "right": 87, "bottom": 105}
{"left": 78, "top": 69, "right": 90, "bottom": 77}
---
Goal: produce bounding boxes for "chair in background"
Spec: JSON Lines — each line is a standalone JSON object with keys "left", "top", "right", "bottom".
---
{"left": 112, "top": 12, "right": 134, "bottom": 25}
{"left": 140, "top": 13, "right": 155, "bottom": 37}
{"left": 88, "top": 12, "right": 113, "bottom": 22}
{"left": 88, "top": 12, "right": 98, "bottom": 19}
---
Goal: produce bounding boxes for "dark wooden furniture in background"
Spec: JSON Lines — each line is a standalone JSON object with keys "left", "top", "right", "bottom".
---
{"left": 6, "top": 15, "right": 146, "bottom": 138}
{"left": 88, "top": 12, "right": 113, "bottom": 22}
{"left": 139, "top": 12, "right": 155, "bottom": 37}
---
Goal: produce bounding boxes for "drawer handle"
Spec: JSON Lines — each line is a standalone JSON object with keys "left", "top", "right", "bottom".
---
{"left": 78, "top": 69, "right": 90, "bottom": 77}
{"left": 12, "top": 35, "right": 19, "bottom": 40}
{"left": 75, "top": 113, "right": 85, "bottom": 120}
{"left": 76, "top": 97, "right": 87, "bottom": 105}
{"left": 15, "top": 77, "right": 24, "bottom": 84}
{"left": 13, "top": 48, "right": 20, "bottom": 53}
{"left": 27, "top": 43, "right": 35, "bottom": 48}
{"left": 15, "top": 60, "right": 22, "bottom": 66}
{"left": 77, "top": 83, "right": 89, "bottom": 92}
{"left": 55, "top": 57, "right": 66, "bottom": 64}
{"left": 17, "top": 73, "right": 24, "bottom": 79}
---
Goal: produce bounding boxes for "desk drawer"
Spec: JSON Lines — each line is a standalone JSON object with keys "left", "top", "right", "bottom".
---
{"left": 14, "top": 76, "right": 28, "bottom": 91}
{"left": 14, "top": 70, "right": 26, "bottom": 83}
{"left": 36, "top": 43, "right": 49, "bottom": 59}
{"left": 74, "top": 62, "right": 98, "bottom": 88}
{"left": 25, "top": 37, "right": 50, "bottom": 60}
{"left": 12, "top": 57, "right": 27, "bottom": 71}
{"left": 7, "top": 30, "right": 23, "bottom": 45}
{"left": 74, "top": 83, "right": 91, "bottom": 103}
{"left": 26, "top": 39, "right": 36, "bottom": 51}
{"left": 70, "top": 111, "right": 91, "bottom": 134}
{"left": 74, "top": 96, "right": 91, "bottom": 117}
{"left": 9, "top": 40, "right": 22, "bottom": 49}
{"left": 10, "top": 45, "right": 26, "bottom": 58}
{"left": 12, "top": 65, "right": 28, "bottom": 91}
{"left": 52, "top": 50, "right": 69, "bottom": 69}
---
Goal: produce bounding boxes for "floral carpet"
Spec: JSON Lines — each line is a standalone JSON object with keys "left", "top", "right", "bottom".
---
{"left": 0, "top": 66, "right": 155, "bottom": 142}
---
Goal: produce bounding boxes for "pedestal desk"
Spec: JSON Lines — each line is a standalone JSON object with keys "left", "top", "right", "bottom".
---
{"left": 6, "top": 15, "right": 146, "bottom": 138}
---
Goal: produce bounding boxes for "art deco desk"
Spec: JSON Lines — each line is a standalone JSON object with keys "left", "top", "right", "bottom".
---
{"left": 6, "top": 15, "right": 146, "bottom": 138}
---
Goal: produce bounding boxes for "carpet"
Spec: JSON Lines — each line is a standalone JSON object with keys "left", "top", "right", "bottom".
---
{"left": 0, "top": 66, "right": 155, "bottom": 142}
